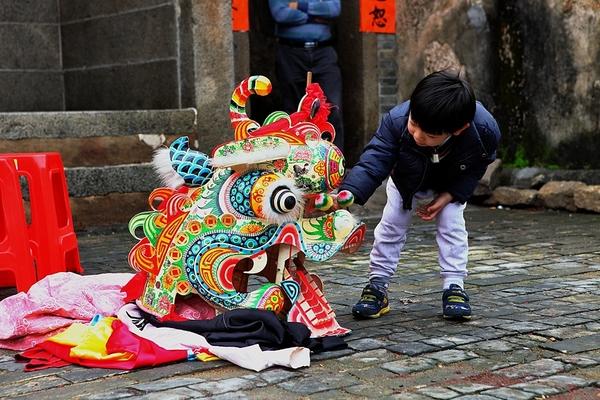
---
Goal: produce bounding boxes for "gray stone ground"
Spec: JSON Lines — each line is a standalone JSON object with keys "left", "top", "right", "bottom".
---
{"left": 1, "top": 192, "right": 599, "bottom": 399}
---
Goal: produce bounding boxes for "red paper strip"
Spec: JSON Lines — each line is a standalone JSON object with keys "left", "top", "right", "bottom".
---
{"left": 232, "top": 0, "right": 250, "bottom": 32}
{"left": 360, "top": 0, "right": 395, "bottom": 34}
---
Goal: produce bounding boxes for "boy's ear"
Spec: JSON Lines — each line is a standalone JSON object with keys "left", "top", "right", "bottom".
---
{"left": 452, "top": 122, "right": 470, "bottom": 136}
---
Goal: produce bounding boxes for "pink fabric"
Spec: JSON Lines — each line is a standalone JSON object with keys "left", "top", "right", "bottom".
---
{"left": 0, "top": 272, "right": 132, "bottom": 351}
{"left": 173, "top": 296, "right": 216, "bottom": 321}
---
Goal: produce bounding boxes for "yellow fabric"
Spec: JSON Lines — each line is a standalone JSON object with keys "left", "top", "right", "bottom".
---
{"left": 47, "top": 317, "right": 132, "bottom": 361}
{"left": 194, "top": 350, "right": 219, "bottom": 362}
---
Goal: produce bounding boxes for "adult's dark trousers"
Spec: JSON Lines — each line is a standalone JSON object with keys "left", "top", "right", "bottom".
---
{"left": 276, "top": 44, "right": 344, "bottom": 150}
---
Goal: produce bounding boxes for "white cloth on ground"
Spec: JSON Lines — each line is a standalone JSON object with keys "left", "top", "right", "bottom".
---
{"left": 117, "top": 304, "right": 310, "bottom": 371}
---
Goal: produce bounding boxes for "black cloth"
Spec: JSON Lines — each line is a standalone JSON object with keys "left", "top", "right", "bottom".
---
{"left": 339, "top": 100, "right": 501, "bottom": 209}
{"left": 144, "top": 308, "right": 347, "bottom": 353}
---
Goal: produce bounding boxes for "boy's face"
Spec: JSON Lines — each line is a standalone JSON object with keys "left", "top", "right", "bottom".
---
{"left": 408, "top": 114, "right": 469, "bottom": 147}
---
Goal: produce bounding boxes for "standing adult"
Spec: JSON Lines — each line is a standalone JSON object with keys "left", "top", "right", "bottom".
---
{"left": 269, "top": 0, "right": 344, "bottom": 150}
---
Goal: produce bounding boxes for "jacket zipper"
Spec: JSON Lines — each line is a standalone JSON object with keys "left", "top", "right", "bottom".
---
{"left": 405, "top": 150, "right": 428, "bottom": 209}
{"left": 398, "top": 128, "right": 430, "bottom": 208}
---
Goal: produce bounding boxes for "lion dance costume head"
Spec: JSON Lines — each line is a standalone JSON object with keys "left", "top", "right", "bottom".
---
{"left": 127, "top": 76, "right": 365, "bottom": 337}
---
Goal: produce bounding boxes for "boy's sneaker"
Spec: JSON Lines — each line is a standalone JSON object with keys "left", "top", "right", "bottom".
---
{"left": 442, "top": 284, "right": 471, "bottom": 320}
{"left": 352, "top": 284, "right": 390, "bottom": 319}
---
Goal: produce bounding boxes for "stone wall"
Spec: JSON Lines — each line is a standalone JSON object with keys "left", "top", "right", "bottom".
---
{"left": 60, "top": 0, "right": 181, "bottom": 110}
{"left": 0, "top": 0, "right": 63, "bottom": 111}
{"left": 0, "top": 109, "right": 197, "bottom": 228}
{"left": 0, "top": 2, "right": 235, "bottom": 228}
{"left": 378, "top": 35, "right": 398, "bottom": 115}
{"left": 496, "top": 0, "right": 600, "bottom": 168}
{"left": 0, "top": 0, "right": 235, "bottom": 124}
{"left": 389, "top": 1, "right": 599, "bottom": 169}
{"left": 394, "top": 0, "right": 497, "bottom": 108}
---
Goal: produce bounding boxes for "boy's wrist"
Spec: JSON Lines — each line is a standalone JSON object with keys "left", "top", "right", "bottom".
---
{"left": 439, "top": 192, "right": 453, "bottom": 205}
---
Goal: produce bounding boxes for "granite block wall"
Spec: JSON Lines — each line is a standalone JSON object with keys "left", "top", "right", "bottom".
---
{"left": 0, "top": 0, "right": 63, "bottom": 111}
{"left": 60, "top": 1, "right": 180, "bottom": 110}
{"left": 0, "top": 0, "right": 193, "bottom": 112}
{"left": 377, "top": 34, "right": 398, "bottom": 116}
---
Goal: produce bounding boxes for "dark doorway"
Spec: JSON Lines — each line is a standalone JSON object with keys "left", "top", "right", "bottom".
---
{"left": 248, "top": 0, "right": 280, "bottom": 125}
{"left": 246, "top": 1, "right": 375, "bottom": 164}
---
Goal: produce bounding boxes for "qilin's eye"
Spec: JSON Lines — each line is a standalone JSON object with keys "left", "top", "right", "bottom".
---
{"left": 321, "top": 131, "right": 333, "bottom": 142}
{"left": 270, "top": 186, "right": 297, "bottom": 214}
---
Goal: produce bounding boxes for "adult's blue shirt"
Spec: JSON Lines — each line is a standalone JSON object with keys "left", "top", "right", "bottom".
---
{"left": 269, "top": 0, "right": 341, "bottom": 42}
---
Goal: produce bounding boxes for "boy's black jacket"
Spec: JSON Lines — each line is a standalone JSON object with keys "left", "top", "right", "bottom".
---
{"left": 340, "top": 100, "right": 501, "bottom": 209}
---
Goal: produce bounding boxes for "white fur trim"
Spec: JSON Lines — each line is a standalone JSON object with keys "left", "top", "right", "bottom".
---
{"left": 260, "top": 177, "right": 305, "bottom": 224}
{"left": 152, "top": 147, "right": 185, "bottom": 188}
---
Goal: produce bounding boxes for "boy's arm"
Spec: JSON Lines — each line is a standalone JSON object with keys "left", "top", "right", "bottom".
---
{"left": 447, "top": 124, "right": 501, "bottom": 203}
{"left": 269, "top": 0, "right": 309, "bottom": 25}
{"left": 339, "top": 113, "right": 401, "bottom": 205}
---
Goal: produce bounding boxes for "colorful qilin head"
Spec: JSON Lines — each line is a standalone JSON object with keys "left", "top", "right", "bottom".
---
{"left": 127, "top": 75, "right": 365, "bottom": 337}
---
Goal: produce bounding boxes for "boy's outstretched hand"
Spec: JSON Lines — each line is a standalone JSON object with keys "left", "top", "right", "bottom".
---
{"left": 416, "top": 192, "right": 453, "bottom": 221}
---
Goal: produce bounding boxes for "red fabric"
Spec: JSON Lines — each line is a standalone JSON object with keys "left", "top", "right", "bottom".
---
{"left": 18, "top": 320, "right": 188, "bottom": 371}
{"left": 121, "top": 271, "right": 147, "bottom": 303}
{"left": 16, "top": 347, "right": 71, "bottom": 371}
{"left": 160, "top": 309, "right": 189, "bottom": 322}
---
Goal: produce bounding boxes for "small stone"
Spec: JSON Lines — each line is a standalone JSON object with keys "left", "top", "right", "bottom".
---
{"left": 540, "top": 333, "right": 600, "bottom": 353}
{"left": 535, "top": 375, "right": 591, "bottom": 388}
{"left": 539, "top": 181, "right": 587, "bottom": 211}
{"left": 347, "top": 338, "right": 389, "bottom": 351}
{"left": 386, "top": 342, "right": 438, "bottom": 356}
{"left": 277, "top": 374, "right": 358, "bottom": 395}
{"left": 497, "top": 321, "right": 550, "bottom": 333}
{"left": 472, "top": 339, "right": 514, "bottom": 352}
{"left": 573, "top": 185, "right": 600, "bottom": 213}
{"left": 188, "top": 377, "right": 257, "bottom": 396}
{"left": 447, "top": 383, "right": 494, "bottom": 394}
{"left": 131, "top": 378, "right": 206, "bottom": 392}
{"left": 382, "top": 358, "right": 436, "bottom": 374}
{"left": 258, "top": 369, "right": 302, "bottom": 384}
{"left": 416, "top": 386, "right": 460, "bottom": 399}
{"left": 133, "top": 387, "right": 206, "bottom": 400}
{"left": 425, "top": 349, "right": 478, "bottom": 363}
{"left": 481, "top": 387, "right": 536, "bottom": 400}
{"left": 211, "top": 392, "right": 250, "bottom": 400}
{"left": 494, "top": 359, "right": 565, "bottom": 379}
{"left": 509, "top": 382, "right": 561, "bottom": 396}
{"left": 488, "top": 187, "right": 538, "bottom": 207}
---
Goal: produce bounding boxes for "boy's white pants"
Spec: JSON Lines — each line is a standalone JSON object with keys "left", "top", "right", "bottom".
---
{"left": 369, "top": 179, "right": 468, "bottom": 289}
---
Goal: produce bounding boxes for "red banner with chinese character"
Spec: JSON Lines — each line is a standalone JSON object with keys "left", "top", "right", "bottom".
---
{"left": 232, "top": 0, "right": 249, "bottom": 32}
{"left": 359, "top": 0, "right": 395, "bottom": 34}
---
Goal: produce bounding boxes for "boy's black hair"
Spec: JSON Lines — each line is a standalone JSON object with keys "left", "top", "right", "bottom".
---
{"left": 409, "top": 70, "right": 476, "bottom": 135}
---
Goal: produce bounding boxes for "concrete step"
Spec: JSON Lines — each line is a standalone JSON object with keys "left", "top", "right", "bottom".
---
{"left": 0, "top": 109, "right": 197, "bottom": 228}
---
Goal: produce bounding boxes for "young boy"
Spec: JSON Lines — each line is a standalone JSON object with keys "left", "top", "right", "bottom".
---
{"left": 339, "top": 70, "right": 501, "bottom": 320}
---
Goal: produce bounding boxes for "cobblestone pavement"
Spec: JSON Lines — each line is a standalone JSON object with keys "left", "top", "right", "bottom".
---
{"left": 1, "top": 202, "right": 599, "bottom": 399}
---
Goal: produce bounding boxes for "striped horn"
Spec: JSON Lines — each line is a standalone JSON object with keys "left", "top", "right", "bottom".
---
{"left": 229, "top": 75, "right": 272, "bottom": 140}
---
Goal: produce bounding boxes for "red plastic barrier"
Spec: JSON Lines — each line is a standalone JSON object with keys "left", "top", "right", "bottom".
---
{"left": 0, "top": 153, "right": 83, "bottom": 290}
{"left": 0, "top": 158, "right": 38, "bottom": 292}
